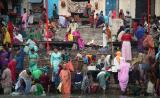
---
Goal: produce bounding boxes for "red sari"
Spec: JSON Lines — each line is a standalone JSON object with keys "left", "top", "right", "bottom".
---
{"left": 8, "top": 59, "right": 16, "bottom": 82}
{"left": 7, "top": 21, "right": 14, "bottom": 43}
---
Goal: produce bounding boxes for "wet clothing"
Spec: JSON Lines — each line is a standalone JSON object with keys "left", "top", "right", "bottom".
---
{"left": 30, "top": 83, "right": 44, "bottom": 96}
{"left": 81, "top": 75, "right": 91, "bottom": 92}
{"left": 59, "top": 69, "right": 71, "bottom": 94}
{"left": 97, "top": 71, "right": 110, "bottom": 90}
{"left": 15, "top": 70, "right": 32, "bottom": 95}
{"left": 118, "top": 58, "right": 130, "bottom": 92}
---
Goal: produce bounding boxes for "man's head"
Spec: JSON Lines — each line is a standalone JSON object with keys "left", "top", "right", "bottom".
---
{"left": 26, "top": 69, "right": 32, "bottom": 76}
{"left": 23, "top": 8, "right": 26, "bottom": 13}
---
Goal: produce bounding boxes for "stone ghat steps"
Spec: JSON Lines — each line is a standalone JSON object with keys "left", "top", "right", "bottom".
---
{"left": 55, "top": 27, "right": 103, "bottom": 45}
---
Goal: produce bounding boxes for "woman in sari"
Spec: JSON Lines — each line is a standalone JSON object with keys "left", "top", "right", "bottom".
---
{"left": 22, "top": 8, "right": 28, "bottom": 29}
{"left": 28, "top": 49, "right": 39, "bottom": 72}
{"left": 3, "top": 27, "right": 11, "bottom": 46}
{"left": 0, "top": 47, "right": 9, "bottom": 70}
{"left": 16, "top": 47, "right": 25, "bottom": 74}
{"left": 7, "top": 20, "right": 14, "bottom": 44}
{"left": 50, "top": 47, "right": 62, "bottom": 87}
{"left": 135, "top": 24, "right": 145, "bottom": 52}
{"left": 85, "top": 1, "right": 92, "bottom": 17}
{"left": 8, "top": 58, "right": 17, "bottom": 83}
{"left": 121, "top": 29, "right": 132, "bottom": 61}
{"left": 59, "top": 61, "right": 71, "bottom": 94}
{"left": 118, "top": 58, "right": 130, "bottom": 95}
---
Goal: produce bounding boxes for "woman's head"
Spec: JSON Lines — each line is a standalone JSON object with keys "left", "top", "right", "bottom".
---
{"left": 23, "top": 8, "right": 26, "bottom": 13}
{"left": 54, "top": 4, "right": 57, "bottom": 7}
{"left": 53, "top": 47, "right": 58, "bottom": 53}
{"left": 125, "top": 28, "right": 130, "bottom": 33}
{"left": 101, "top": 55, "right": 105, "bottom": 60}
{"left": 62, "top": 61, "right": 67, "bottom": 69}
{"left": 31, "top": 48, "right": 35, "bottom": 53}
{"left": 120, "top": 9, "right": 123, "bottom": 13}
{"left": 116, "top": 51, "right": 121, "bottom": 57}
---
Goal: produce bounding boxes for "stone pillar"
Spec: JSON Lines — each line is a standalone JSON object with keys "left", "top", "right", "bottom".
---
{"left": 155, "top": 0, "right": 160, "bottom": 16}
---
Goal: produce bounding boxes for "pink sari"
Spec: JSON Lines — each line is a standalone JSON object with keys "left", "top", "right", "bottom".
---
{"left": 118, "top": 58, "right": 130, "bottom": 92}
{"left": 72, "top": 31, "right": 85, "bottom": 49}
{"left": 22, "top": 13, "right": 27, "bottom": 29}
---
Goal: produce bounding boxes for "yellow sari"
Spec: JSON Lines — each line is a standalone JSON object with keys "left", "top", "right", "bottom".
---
{"left": 3, "top": 28, "right": 11, "bottom": 44}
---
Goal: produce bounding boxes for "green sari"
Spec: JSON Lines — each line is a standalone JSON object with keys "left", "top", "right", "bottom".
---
{"left": 29, "top": 52, "right": 39, "bottom": 72}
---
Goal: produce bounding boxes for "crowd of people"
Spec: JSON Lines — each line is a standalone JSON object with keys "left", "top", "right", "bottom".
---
{"left": 1, "top": 0, "right": 160, "bottom": 97}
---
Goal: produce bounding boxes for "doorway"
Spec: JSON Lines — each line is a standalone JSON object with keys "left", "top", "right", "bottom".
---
{"left": 105, "top": 0, "right": 117, "bottom": 15}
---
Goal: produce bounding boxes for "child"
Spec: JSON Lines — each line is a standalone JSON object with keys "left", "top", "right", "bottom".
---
{"left": 30, "top": 79, "right": 45, "bottom": 96}
{"left": 74, "top": 70, "right": 83, "bottom": 90}
{"left": 81, "top": 72, "right": 92, "bottom": 94}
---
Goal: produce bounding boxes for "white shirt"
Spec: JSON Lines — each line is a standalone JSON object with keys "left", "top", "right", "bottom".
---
{"left": 15, "top": 34, "right": 23, "bottom": 42}
{"left": 28, "top": 15, "right": 34, "bottom": 24}
{"left": 112, "top": 57, "right": 121, "bottom": 72}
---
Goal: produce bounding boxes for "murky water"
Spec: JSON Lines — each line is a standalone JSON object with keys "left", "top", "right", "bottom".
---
{"left": 1, "top": 95, "right": 159, "bottom": 98}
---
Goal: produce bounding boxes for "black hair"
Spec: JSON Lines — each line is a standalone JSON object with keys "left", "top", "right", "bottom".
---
{"left": 34, "top": 79, "right": 40, "bottom": 83}
{"left": 139, "top": 24, "right": 143, "bottom": 27}
{"left": 26, "top": 69, "right": 31, "bottom": 76}
{"left": 23, "top": 8, "right": 26, "bottom": 13}
{"left": 31, "top": 48, "right": 35, "bottom": 52}
{"left": 153, "top": 27, "right": 157, "bottom": 31}
{"left": 53, "top": 46, "right": 58, "bottom": 50}
{"left": 145, "top": 31, "right": 149, "bottom": 35}
{"left": 53, "top": 4, "right": 57, "bottom": 9}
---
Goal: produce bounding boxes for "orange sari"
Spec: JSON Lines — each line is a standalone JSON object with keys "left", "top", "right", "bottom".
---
{"left": 59, "top": 69, "right": 71, "bottom": 94}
